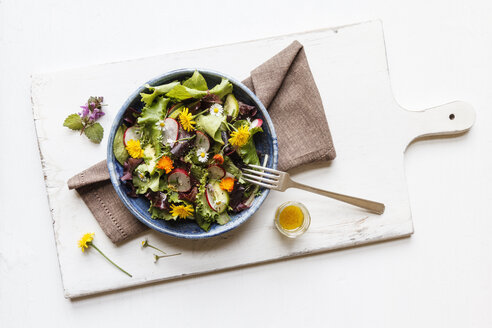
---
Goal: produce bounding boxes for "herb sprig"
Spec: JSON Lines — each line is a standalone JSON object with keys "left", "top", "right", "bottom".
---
{"left": 63, "top": 96, "right": 105, "bottom": 143}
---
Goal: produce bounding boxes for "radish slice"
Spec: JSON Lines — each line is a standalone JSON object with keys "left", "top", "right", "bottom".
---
{"left": 205, "top": 181, "right": 229, "bottom": 213}
{"left": 250, "top": 118, "right": 263, "bottom": 129}
{"left": 195, "top": 131, "right": 210, "bottom": 152}
{"left": 123, "top": 126, "right": 141, "bottom": 146}
{"left": 167, "top": 168, "right": 191, "bottom": 192}
{"left": 207, "top": 165, "right": 225, "bottom": 179}
{"left": 162, "top": 118, "right": 179, "bottom": 146}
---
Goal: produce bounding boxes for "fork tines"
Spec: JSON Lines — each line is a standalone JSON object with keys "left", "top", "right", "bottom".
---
{"left": 242, "top": 164, "right": 280, "bottom": 189}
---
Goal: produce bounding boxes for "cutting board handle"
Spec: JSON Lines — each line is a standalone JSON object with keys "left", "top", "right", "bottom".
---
{"left": 405, "top": 101, "right": 475, "bottom": 141}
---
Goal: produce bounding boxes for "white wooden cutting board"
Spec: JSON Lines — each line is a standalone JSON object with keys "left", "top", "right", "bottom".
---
{"left": 31, "top": 20, "right": 475, "bottom": 298}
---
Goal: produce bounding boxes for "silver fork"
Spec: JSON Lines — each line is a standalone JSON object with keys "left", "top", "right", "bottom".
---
{"left": 243, "top": 164, "right": 385, "bottom": 214}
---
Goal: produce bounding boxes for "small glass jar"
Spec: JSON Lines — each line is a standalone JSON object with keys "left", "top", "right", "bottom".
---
{"left": 274, "top": 201, "right": 311, "bottom": 238}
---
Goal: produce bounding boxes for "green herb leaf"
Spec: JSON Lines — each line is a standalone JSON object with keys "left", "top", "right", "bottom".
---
{"left": 63, "top": 113, "right": 83, "bottom": 130}
{"left": 140, "top": 81, "right": 180, "bottom": 106}
{"left": 209, "top": 78, "right": 233, "bottom": 99}
{"left": 196, "top": 114, "right": 225, "bottom": 144}
{"left": 84, "top": 123, "right": 104, "bottom": 143}
{"left": 182, "top": 71, "right": 208, "bottom": 91}
{"left": 113, "top": 124, "right": 129, "bottom": 165}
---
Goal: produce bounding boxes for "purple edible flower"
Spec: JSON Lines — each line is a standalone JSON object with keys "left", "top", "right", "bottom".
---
{"left": 78, "top": 96, "right": 105, "bottom": 124}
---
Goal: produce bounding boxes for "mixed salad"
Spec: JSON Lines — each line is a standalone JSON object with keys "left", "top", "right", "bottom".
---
{"left": 113, "top": 71, "right": 264, "bottom": 231}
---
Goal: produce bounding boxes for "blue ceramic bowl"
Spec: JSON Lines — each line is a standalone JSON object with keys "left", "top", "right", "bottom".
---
{"left": 107, "top": 69, "right": 278, "bottom": 239}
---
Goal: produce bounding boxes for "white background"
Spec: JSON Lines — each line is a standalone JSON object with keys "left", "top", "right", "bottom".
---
{"left": 1, "top": 0, "right": 491, "bottom": 327}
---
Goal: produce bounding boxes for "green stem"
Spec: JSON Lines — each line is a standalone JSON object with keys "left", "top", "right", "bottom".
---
{"left": 154, "top": 253, "right": 182, "bottom": 262}
{"left": 90, "top": 243, "right": 132, "bottom": 277}
{"left": 148, "top": 244, "right": 166, "bottom": 254}
{"left": 225, "top": 121, "right": 236, "bottom": 132}
{"left": 192, "top": 109, "right": 209, "bottom": 118}
{"left": 176, "top": 135, "right": 196, "bottom": 143}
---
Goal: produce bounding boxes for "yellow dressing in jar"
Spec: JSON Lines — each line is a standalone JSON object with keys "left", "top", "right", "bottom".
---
{"left": 278, "top": 205, "right": 304, "bottom": 230}
{"left": 274, "top": 201, "right": 311, "bottom": 238}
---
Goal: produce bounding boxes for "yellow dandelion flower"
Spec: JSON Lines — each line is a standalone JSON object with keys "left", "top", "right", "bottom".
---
{"left": 219, "top": 177, "right": 235, "bottom": 192}
{"left": 170, "top": 204, "right": 194, "bottom": 219}
{"left": 229, "top": 125, "right": 250, "bottom": 147}
{"left": 78, "top": 233, "right": 94, "bottom": 252}
{"left": 156, "top": 156, "right": 174, "bottom": 173}
{"left": 77, "top": 233, "right": 132, "bottom": 277}
{"left": 125, "top": 139, "right": 144, "bottom": 158}
{"left": 179, "top": 107, "right": 196, "bottom": 132}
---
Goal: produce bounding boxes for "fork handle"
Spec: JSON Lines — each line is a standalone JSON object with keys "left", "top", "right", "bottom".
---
{"left": 290, "top": 182, "right": 385, "bottom": 214}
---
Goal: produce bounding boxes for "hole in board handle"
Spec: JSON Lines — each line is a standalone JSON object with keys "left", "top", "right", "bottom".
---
{"left": 449, "top": 113, "right": 455, "bottom": 120}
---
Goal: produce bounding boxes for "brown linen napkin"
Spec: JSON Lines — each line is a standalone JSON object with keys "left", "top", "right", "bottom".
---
{"left": 68, "top": 40, "right": 336, "bottom": 244}
{"left": 242, "top": 40, "right": 335, "bottom": 170}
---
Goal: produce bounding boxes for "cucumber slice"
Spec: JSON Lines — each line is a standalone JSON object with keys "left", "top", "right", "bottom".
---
{"left": 205, "top": 181, "right": 229, "bottom": 213}
{"left": 195, "top": 130, "right": 210, "bottom": 151}
{"left": 168, "top": 106, "right": 183, "bottom": 119}
{"left": 223, "top": 94, "right": 239, "bottom": 119}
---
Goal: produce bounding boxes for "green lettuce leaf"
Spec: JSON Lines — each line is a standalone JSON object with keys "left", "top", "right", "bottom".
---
{"left": 140, "top": 123, "right": 162, "bottom": 156}
{"left": 223, "top": 156, "right": 244, "bottom": 183}
{"left": 195, "top": 191, "right": 217, "bottom": 231}
{"left": 149, "top": 207, "right": 175, "bottom": 221}
{"left": 182, "top": 71, "right": 208, "bottom": 91}
{"left": 113, "top": 124, "right": 129, "bottom": 165}
{"left": 190, "top": 164, "right": 208, "bottom": 181}
{"left": 140, "top": 81, "right": 180, "bottom": 106}
{"left": 167, "top": 191, "right": 182, "bottom": 204}
{"left": 137, "top": 97, "right": 169, "bottom": 125}
{"left": 232, "top": 120, "right": 261, "bottom": 165}
{"left": 196, "top": 114, "right": 225, "bottom": 144}
{"left": 209, "top": 78, "right": 233, "bottom": 99}
{"left": 237, "top": 137, "right": 260, "bottom": 166}
{"left": 132, "top": 172, "right": 160, "bottom": 194}
{"left": 216, "top": 211, "right": 230, "bottom": 225}
{"left": 166, "top": 84, "right": 208, "bottom": 101}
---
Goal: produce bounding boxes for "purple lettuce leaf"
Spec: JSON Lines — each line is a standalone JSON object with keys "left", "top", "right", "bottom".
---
{"left": 124, "top": 180, "right": 138, "bottom": 198}
{"left": 170, "top": 128, "right": 193, "bottom": 158}
{"left": 237, "top": 101, "right": 257, "bottom": 119}
{"left": 123, "top": 107, "right": 140, "bottom": 127}
{"left": 185, "top": 99, "right": 202, "bottom": 115}
{"left": 178, "top": 186, "right": 198, "bottom": 203}
{"left": 201, "top": 93, "right": 222, "bottom": 109}
{"left": 120, "top": 158, "right": 143, "bottom": 181}
{"left": 229, "top": 181, "right": 247, "bottom": 211}
{"left": 145, "top": 191, "right": 169, "bottom": 210}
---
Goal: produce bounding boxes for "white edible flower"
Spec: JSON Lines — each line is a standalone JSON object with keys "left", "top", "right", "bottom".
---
{"left": 196, "top": 148, "right": 209, "bottom": 163}
{"left": 164, "top": 138, "right": 174, "bottom": 147}
{"left": 209, "top": 104, "right": 223, "bottom": 117}
{"left": 155, "top": 119, "right": 166, "bottom": 131}
{"left": 137, "top": 172, "right": 147, "bottom": 182}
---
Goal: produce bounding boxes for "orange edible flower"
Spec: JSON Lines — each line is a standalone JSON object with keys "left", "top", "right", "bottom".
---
{"left": 156, "top": 156, "right": 174, "bottom": 173}
{"left": 219, "top": 177, "right": 235, "bottom": 192}
{"left": 213, "top": 154, "right": 224, "bottom": 165}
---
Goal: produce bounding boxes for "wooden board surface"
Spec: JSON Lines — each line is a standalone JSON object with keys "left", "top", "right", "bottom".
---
{"left": 31, "top": 20, "right": 475, "bottom": 298}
